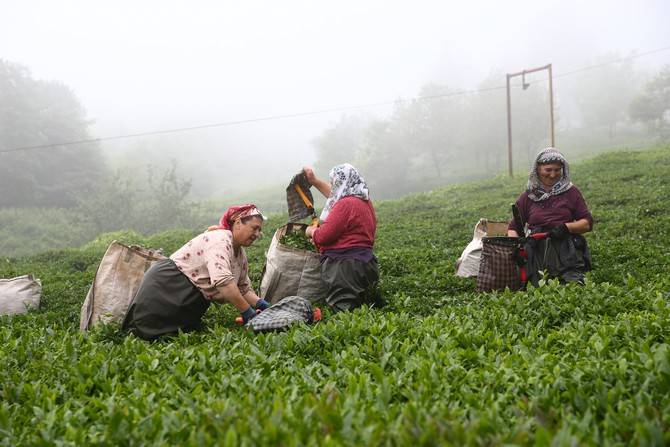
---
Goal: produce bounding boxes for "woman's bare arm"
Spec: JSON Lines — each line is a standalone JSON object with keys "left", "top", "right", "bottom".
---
{"left": 303, "top": 166, "right": 331, "bottom": 198}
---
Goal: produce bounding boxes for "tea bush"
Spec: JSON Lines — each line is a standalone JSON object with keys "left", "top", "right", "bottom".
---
{"left": 1, "top": 146, "right": 669, "bottom": 445}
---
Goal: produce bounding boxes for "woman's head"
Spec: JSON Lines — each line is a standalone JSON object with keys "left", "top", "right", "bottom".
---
{"left": 537, "top": 161, "right": 563, "bottom": 188}
{"left": 231, "top": 215, "right": 264, "bottom": 247}
{"left": 320, "top": 163, "right": 370, "bottom": 221}
{"left": 527, "top": 147, "right": 573, "bottom": 201}
{"left": 218, "top": 204, "right": 265, "bottom": 247}
{"left": 328, "top": 163, "right": 366, "bottom": 191}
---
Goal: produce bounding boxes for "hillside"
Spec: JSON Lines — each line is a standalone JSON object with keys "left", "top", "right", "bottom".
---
{"left": 1, "top": 146, "right": 669, "bottom": 445}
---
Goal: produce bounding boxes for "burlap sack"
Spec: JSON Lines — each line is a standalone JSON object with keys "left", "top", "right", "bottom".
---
{"left": 0, "top": 274, "right": 42, "bottom": 316}
{"left": 259, "top": 223, "right": 326, "bottom": 304}
{"left": 79, "top": 240, "right": 165, "bottom": 331}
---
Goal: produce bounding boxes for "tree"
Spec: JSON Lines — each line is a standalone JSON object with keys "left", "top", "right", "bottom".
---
{"left": 0, "top": 60, "right": 105, "bottom": 207}
{"left": 75, "top": 163, "right": 194, "bottom": 235}
{"left": 312, "top": 115, "right": 365, "bottom": 177}
{"left": 567, "top": 54, "right": 638, "bottom": 141}
{"left": 464, "top": 71, "right": 508, "bottom": 174}
{"left": 629, "top": 65, "right": 670, "bottom": 139}
{"left": 397, "top": 83, "right": 468, "bottom": 181}
{"left": 356, "top": 117, "right": 415, "bottom": 199}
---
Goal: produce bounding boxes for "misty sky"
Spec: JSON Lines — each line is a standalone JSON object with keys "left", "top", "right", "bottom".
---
{"left": 2, "top": 0, "right": 669, "bottom": 192}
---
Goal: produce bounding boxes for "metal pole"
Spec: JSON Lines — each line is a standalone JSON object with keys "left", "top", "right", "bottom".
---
{"left": 506, "top": 63, "right": 555, "bottom": 173}
{"left": 506, "top": 73, "right": 513, "bottom": 177}
{"left": 548, "top": 63, "right": 555, "bottom": 147}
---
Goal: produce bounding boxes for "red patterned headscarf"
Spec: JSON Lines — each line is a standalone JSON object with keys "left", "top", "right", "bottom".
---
{"left": 218, "top": 204, "right": 265, "bottom": 230}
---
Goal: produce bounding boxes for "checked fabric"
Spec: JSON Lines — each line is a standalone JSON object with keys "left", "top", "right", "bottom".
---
{"left": 248, "top": 295, "right": 314, "bottom": 332}
{"left": 286, "top": 173, "right": 315, "bottom": 223}
{"left": 476, "top": 237, "right": 522, "bottom": 292}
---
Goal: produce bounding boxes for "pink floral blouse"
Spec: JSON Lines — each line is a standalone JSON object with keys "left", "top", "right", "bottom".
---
{"left": 170, "top": 229, "right": 252, "bottom": 301}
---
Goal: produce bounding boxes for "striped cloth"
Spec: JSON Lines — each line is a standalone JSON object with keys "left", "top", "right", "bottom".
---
{"left": 248, "top": 295, "right": 314, "bottom": 332}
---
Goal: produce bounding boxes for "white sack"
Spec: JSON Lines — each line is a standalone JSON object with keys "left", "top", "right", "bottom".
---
{"left": 0, "top": 274, "right": 42, "bottom": 316}
{"left": 456, "top": 219, "right": 509, "bottom": 277}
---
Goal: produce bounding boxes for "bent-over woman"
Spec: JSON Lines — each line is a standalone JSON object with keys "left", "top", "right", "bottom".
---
{"left": 122, "top": 204, "right": 271, "bottom": 340}
{"left": 303, "top": 164, "right": 382, "bottom": 312}
{"left": 508, "top": 147, "right": 593, "bottom": 285}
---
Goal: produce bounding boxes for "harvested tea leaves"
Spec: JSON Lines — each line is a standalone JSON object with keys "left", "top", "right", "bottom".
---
{"left": 279, "top": 231, "right": 316, "bottom": 251}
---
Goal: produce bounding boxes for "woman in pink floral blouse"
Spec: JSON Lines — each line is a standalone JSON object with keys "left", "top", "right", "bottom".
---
{"left": 122, "top": 204, "right": 271, "bottom": 340}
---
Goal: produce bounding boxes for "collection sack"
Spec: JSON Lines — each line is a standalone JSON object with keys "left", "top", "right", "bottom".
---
{"left": 456, "top": 219, "right": 510, "bottom": 277}
{"left": 248, "top": 295, "right": 315, "bottom": 332}
{"left": 0, "top": 274, "right": 42, "bottom": 316}
{"left": 79, "top": 240, "right": 165, "bottom": 331}
{"left": 259, "top": 223, "right": 326, "bottom": 304}
{"left": 476, "top": 236, "right": 522, "bottom": 292}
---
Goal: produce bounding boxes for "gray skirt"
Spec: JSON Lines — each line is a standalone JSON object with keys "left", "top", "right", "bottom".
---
{"left": 321, "top": 257, "right": 381, "bottom": 313}
{"left": 122, "top": 258, "right": 210, "bottom": 340}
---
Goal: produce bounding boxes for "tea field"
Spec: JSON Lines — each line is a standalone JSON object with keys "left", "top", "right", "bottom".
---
{"left": 1, "top": 147, "right": 669, "bottom": 445}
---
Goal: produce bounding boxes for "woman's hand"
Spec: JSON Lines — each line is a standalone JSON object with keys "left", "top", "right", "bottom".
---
{"left": 302, "top": 166, "right": 317, "bottom": 185}
{"left": 549, "top": 223, "right": 570, "bottom": 239}
{"left": 305, "top": 225, "right": 316, "bottom": 239}
{"left": 302, "top": 166, "right": 332, "bottom": 198}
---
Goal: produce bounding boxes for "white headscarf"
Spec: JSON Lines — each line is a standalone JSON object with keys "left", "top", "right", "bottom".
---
{"left": 527, "top": 147, "right": 573, "bottom": 202}
{"left": 319, "top": 163, "right": 370, "bottom": 221}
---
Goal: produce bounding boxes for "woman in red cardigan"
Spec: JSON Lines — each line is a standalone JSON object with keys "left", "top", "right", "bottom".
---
{"left": 303, "top": 164, "right": 382, "bottom": 312}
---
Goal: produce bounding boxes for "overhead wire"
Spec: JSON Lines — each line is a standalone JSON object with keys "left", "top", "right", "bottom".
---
{"left": 2, "top": 44, "right": 669, "bottom": 155}
{"left": 0, "top": 85, "right": 507, "bottom": 154}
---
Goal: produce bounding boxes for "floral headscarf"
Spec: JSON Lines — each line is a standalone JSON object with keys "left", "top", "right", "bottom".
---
{"left": 527, "top": 147, "right": 573, "bottom": 202}
{"left": 320, "top": 164, "right": 370, "bottom": 221}
{"left": 218, "top": 204, "right": 265, "bottom": 230}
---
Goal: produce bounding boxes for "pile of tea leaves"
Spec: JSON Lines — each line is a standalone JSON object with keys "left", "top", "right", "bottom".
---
{"left": 279, "top": 229, "right": 317, "bottom": 252}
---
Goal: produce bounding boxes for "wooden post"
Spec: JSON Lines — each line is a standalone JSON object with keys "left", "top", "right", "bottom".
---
{"left": 505, "top": 63, "right": 555, "bottom": 175}
{"left": 506, "top": 74, "right": 513, "bottom": 177}
{"left": 548, "top": 63, "right": 555, "bottom": 147}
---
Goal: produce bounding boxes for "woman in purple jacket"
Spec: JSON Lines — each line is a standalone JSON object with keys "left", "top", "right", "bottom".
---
{"left": 508, "top": 147, "right": 593, "bottom": 285}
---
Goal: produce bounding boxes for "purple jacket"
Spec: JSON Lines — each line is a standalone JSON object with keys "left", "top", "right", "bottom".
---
{"left": 508, "top": 186, "right": 593, "bottom": 234}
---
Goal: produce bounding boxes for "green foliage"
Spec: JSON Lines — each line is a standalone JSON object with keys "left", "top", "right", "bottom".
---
{"left": 0, "top": 59, "right": 105, "bottom": 207}
{"left": 1, "top": 146, "right": 669, "bottom": 444}
{"left": 76, "top": 163, "right": 196, "bottom": 236}
{"left": 0, "top": 207, "right": 93, "bottom": 257}
{"left": 629, "top": 65, "right": 670, "bottom": 138}
{"left": 279, "top": 231, "right": 317, "bottom": 252}
{"left": 0, "top": 166, "right": 211, "bottom": 258}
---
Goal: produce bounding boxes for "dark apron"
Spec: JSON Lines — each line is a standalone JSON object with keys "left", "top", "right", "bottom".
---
{"left": 321, "top": 257, "right": 381, "bottom": 313}
{"left": 122, "top": 258, "right": 210, "bottom": 340}
{"left": 525, "top": 234, "right": 592, "bottom": 286}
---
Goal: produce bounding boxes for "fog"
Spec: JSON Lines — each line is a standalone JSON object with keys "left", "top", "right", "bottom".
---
{"left": 2, "top": 0, "right": 669, "bottom": 198}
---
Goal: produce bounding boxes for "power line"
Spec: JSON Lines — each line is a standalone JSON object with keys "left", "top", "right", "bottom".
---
{"left": 1, "top": 86, "right": 507, "bottom": 154}
{"left": 521, "top": 45, "right": 670, "bottom": 86}
{"left": 1, "top": 86, "right": 510, "bottom": 154}
{"left": 554, "top": 45, "right": 670, "bottom": 79}
{"left": 3, "top": 44, "right": 670, "bottom": 155}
